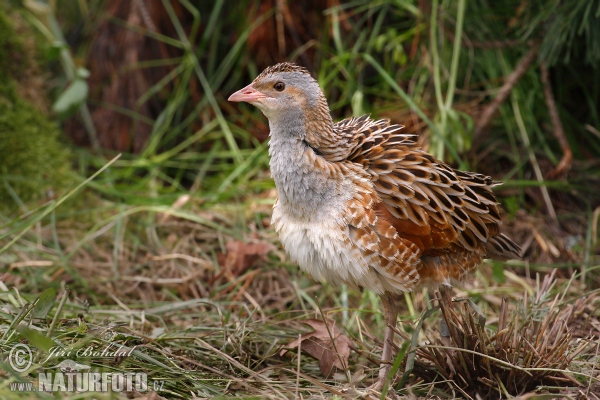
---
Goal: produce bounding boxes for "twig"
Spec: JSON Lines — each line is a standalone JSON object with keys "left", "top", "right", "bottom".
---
{"left": 418, "top": 345, "right": 534, "bottom": 375}
{"left": 133, "top": 0, "right": 157, "bottom": 33}
{"left": 540, "top": 62, "right": 572, "bottom": 179}
{"left": 473, "top": 40, "right": 542, "bottom": 145}
{"left": 587, "top": 340, "right": 600, "bottom": 398}
{"left": 194, "top": 337, "right": 288, "bottom": 398}
{"left": 296, "top": 333, "right": 301, "bottom": 399}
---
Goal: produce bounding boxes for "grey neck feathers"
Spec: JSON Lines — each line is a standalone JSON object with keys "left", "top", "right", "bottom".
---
{"left": 268, "top": 112, "right": 348, "bottom": 219}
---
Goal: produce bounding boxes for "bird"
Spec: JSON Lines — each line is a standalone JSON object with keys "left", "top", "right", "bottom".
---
{"left": 228, "top": 62, "right": 522, "bottom": 390}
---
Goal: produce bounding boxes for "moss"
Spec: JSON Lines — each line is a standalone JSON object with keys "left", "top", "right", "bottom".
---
{"left": 0, "top": 11, "right": 25, "bottom": 86}
{"left": 0, "top": 8, "right": 72, "bottom": 210}
{"left": 0, "top": 97, "right": 72, "bottom": 206}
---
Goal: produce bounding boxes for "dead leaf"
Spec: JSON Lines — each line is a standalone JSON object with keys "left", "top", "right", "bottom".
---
{"left": 218, "top": 240, "right": 276, "bottom": 277}
{"left": 280, "top": 319, "right": 352, "bottom": 378}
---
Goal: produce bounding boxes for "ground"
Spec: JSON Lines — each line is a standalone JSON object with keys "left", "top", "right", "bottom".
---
{"left": 1, "top": 191, "right": 598, "bottom": 399}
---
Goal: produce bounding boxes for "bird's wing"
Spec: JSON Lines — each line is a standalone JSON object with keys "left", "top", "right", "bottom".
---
{"left": 334, "top": 115, "right": 521, "bottom": 260}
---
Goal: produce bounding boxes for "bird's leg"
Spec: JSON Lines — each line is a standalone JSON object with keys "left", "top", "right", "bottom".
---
{"left": 370, "top": 293, "right": 399, "bottom": 391}
{"left": 438, "top": 285, "right": 454, "bottom": 346}
{"left": 438, "top": 285, "right": 457, "bottom": 372}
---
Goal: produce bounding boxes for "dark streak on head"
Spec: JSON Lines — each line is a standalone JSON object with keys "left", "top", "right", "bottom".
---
{"left": 256, "top": 62, "right": 311, "bottom": 81}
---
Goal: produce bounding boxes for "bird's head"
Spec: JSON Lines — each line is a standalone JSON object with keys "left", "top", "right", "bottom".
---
{"left": 229, "top": 63, "right": 330, "bottom": 126}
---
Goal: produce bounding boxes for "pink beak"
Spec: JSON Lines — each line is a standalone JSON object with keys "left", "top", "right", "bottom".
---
{"left": 228, "top": 84, "right": 270, "bottom": 103}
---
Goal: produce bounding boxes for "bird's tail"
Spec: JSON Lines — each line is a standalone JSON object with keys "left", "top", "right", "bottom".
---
{"left": 486, "top": 233, "right": 522, "bottom": 261}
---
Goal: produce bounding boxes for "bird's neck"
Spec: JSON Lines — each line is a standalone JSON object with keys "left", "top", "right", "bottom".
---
{"left": 303, "top": 97, "right": 335, "bottom": 148}
{"left": 267, "top": 111, "right": 347, "bottom": 219}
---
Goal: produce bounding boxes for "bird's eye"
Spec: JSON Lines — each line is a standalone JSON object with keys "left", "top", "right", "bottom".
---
{"left": 274, "top": 82, "right": 285, "bottom": 91}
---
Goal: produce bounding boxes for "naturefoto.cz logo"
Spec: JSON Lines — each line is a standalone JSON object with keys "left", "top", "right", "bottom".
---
{"left": 7, "top": 343, "right": 165, "bottom": 393}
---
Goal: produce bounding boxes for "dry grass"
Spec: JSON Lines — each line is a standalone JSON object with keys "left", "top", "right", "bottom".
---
{"left": 412, "top": 270, "right": 599, "bottom": 399}
{"left": 1, "top": 193, "right": 599, "bottom": 399}
{"left": 2, "top": 1, "right": 599, "bottom": 398}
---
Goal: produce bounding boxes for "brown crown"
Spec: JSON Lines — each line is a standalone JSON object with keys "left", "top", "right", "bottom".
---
{"left": 256, "top": 62, "right": 311, "bottom": 80}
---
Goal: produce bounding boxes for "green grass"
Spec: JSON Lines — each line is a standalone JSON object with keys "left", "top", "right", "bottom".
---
{"left": 1, "top": 219, "right": 599, "bottom": 398}
{"left": 1, "top": 167, "right": 598, "bottom": 398}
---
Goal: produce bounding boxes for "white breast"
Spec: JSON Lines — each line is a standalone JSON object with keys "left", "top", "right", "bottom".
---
{"left": 271, "top": 199, "right": 389, "bottom": 294}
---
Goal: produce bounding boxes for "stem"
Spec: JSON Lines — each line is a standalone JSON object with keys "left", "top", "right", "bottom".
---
{"left": 444, "top": 0, "right": 465, "bottom": 111}
{"left": 511, "top": 96, "right": 558, "bottom": 222}
{"left": 540, "top": 62, "right": 572, "bottom": 178}
{"left": 46, "top": 289, "right": 70, "bottom": 338}
{"left": 430, "top": 0, "right": 445, "bottom": 115}
{"left": 430, "top": 0, "right": 447, "bottom": 159}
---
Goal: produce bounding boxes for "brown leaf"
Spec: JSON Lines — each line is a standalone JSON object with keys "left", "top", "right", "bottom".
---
{"left": 281, "top": 319, "right": 352, "bottom": 378}
{"left": 218, "top": 240, "right": 276, "bottom": 277}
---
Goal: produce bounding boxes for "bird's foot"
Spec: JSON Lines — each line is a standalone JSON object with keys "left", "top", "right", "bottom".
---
{"left": 367, "top": 379, "right": 384, "bottom": 392}
{"left": 366, "top": 376, "right": 400, "bottom": 400}
{"left": 366, "top": 363, "right": 395, "bottom": 395}
{"left": 438, "top": 288, "right": 458, "bottom": 374}
{"left": 439, "top": 318, "right": 457, "bottom": 374}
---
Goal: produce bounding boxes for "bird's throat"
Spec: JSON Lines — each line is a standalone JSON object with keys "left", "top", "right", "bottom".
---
{"left": 268, "top": 122, "right": 347, "bottom": 220}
